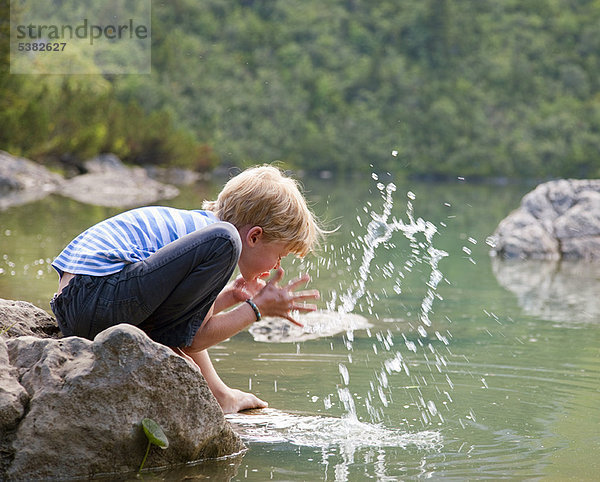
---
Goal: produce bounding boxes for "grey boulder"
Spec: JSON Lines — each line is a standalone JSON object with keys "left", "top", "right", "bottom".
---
{"left": 1, "top": 324, "right": 244, "bottom": 480}
{"left": 490, "top": 179, "right": 600, "bottom": 259}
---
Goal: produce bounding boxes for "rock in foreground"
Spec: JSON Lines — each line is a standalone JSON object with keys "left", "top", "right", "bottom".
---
{"left": 1, "top": 324, "right": 244, "bottom": 480}
{"left": 0, "top": 299, "right": 61, "bottom": 339}
{"left": 489, "top": 179, "right": 600, "bottom": 260}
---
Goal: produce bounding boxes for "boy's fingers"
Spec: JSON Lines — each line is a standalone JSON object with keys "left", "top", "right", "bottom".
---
{"left": 292, "top": 289, "right": 320, "bottom": 301}
{"left": 268, "top": 267, "right": 285, "bottom": 284}
{"left": 286, "top": 273, "right": 311, "bottom": 291}
{"left": 292, "top": 302, "right": 317, "bottom": 312}
{"left": 284, "top": 315, "right": 304, "bottom": 327}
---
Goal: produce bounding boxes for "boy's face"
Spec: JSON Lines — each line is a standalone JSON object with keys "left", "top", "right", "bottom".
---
{"left": 238, "top": 226, "right": 291, "bottom": 281}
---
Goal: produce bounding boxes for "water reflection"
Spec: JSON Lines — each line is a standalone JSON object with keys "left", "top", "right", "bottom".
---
{"left": 5, "top": 179, "right": 599, "bottom": 479}
{"left": 227, "top": 408, "right": 441, "bottom": 481}
{"left": 491, "top": 258, "right": 600, "bottom": 324}
{"left": 249, "top": 310, "right": 371, "bottom": 343}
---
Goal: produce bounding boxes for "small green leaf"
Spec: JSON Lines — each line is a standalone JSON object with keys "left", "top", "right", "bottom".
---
{"left": 0, "top": 321, "right": 18, "bottom": 336}
{"left": 141, "top": 418, "right": 169, "bottom": 449}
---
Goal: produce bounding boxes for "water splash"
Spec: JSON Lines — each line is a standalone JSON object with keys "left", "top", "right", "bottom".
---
{"left": 329, "top": 180, "right": 450, "bottom": 425}
{"left": 227, "top": 408, "right": 441, "bottom": 450}
{"left": 338, "top": 182, "right": 397, "bottom": 315}
{"left": 228, "top": 408, "right": 441, "bottom": 481}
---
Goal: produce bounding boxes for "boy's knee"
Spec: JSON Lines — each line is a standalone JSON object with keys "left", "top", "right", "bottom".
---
{"left": 210, "top": 222, "right": 241, "bottom": 263}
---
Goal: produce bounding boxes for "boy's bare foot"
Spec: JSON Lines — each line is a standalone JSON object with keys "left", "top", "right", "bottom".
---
{"left": 171, "top": 347, "right": 267, "bottom": 414}
{"left": 217, "top": 387, "right": 268, "bottom": 414}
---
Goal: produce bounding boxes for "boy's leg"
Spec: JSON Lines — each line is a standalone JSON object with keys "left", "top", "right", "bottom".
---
{"left": 92, "top": 222, "right": 241, "bottom": 346}
{"left": 179, "top": 348, "right": 268, "bottom": 413}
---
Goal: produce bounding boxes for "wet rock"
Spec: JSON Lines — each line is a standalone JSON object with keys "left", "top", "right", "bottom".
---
{"left": 0, "top": 151, "right": 64, "bottom": 210}
{"left": 0, "top": 298, "right": 61, "bottom": 339}
{"left": 249, "top": 310, "right": 372, "bottom": 343}
{"left": 1, "top": 324, "right": 244, "bottom": 480}
{"left": 490, "top": 179, "right": 600, "bottom": 259}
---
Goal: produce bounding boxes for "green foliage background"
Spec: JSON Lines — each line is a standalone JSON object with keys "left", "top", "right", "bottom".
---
{"left": 2, "top": 0, "right": 600, "bottom": 178}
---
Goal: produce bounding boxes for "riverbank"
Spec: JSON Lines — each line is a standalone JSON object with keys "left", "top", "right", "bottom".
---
{"left": 0, "top": 151, "right": 184, "bottom": 210}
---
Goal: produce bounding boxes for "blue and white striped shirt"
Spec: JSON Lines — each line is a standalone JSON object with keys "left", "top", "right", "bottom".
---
{"left": 52, "top": 206, "right": 220, "bottom": 276}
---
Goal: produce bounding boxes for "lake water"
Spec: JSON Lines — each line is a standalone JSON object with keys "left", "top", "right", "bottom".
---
{"left": 1, "top": 174, "right": 599, "bottom": 480}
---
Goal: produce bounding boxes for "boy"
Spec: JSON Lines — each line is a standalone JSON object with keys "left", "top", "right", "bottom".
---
{"left": 50, "top": 165, "right": 324, "bottom": 413}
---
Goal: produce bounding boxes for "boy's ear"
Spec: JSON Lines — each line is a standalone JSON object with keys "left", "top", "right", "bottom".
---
{"left": 247, "top": 226, "right": 263, "bottom": 245}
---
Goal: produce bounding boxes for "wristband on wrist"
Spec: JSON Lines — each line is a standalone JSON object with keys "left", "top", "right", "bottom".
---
{"left": 245, "top": 298, "right": 262, "bottom": 322}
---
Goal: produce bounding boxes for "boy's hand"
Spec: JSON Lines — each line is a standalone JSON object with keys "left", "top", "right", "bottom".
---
{"left": 230, "top": 274, "right": 268, "bottom": 302}
{"left": 254, "top": 267, "right": 320, "bottom": 327}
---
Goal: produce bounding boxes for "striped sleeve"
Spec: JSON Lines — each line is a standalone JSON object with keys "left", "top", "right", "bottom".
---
{"left": 52, "top": 207, "right": 219, "bottom": 276}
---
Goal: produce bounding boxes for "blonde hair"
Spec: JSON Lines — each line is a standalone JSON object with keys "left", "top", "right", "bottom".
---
{"left": 203, "top": 165, "right": 324, "bottom": 257}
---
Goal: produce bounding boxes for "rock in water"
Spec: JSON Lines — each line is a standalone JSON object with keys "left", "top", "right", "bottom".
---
{"left": 490, "top": 179, "right": 600, "bottom": 260}
{"left": 0, "top": 151, "right": 64, "bottom": 210}
{"left": 0, "top": 151, "right": 180, "bottom": 210}
{"left": 2, "top": 324, "right": 244, "bottom": 480}
{"left": 61, "top": 166, "right": 179, "bottom": 208}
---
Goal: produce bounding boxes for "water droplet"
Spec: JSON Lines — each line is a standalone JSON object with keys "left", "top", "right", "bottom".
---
{"left": 339, "top": 363, "right": 350, "bottom": 385}
{"left": 377, "top": 386, "right": 389, "bottom": 407}
{"left": 427, "top": 400, "right": 438, "bottom": 417}
{"left": 485, "top": 236, "right": 497, "bottom": 248}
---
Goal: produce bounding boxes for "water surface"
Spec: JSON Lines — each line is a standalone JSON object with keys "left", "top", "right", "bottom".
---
{"left": 1, "top": 176, "right": 598, "bottom": 480}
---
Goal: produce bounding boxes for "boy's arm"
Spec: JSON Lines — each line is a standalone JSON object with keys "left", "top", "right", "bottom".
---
{"left": 179, "top": 347, "right": 268, "bottom": 413}
{"left": 179, "top": 269, "right": 318, "bottom": 413}
{"left": 212, "top": 274, "right": 267, "bottom": 314}
{"left": 189, "top": 268, "right": 319, "bottom": 352}
{"left": 186, "top": 302, "right": 259, "bottom": 352}
{"left": 212, "top": 289, "right": 237, "bottom": 315}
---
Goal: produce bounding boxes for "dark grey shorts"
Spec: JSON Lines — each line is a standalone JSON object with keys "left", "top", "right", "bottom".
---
{"left": 51, "top": 222, "right": 241, "bottom": 347}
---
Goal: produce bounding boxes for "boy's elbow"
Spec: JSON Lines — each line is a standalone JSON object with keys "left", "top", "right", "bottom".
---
{"left": 185, "top": 327, "right": 210, "bottom": 353}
